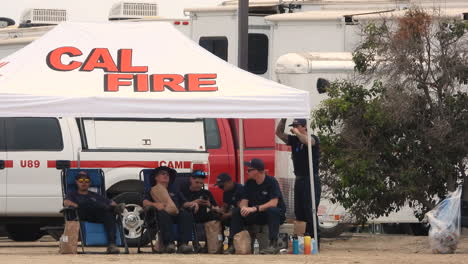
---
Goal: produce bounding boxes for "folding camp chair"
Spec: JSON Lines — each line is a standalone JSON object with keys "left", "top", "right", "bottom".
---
{"left": 137, "top": 168, "right": 205, "bottom": 253}
{"left": 60, "top": 167, "right": 129, "bottom": 254}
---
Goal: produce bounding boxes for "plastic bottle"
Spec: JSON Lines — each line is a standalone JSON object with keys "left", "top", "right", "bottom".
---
{"left": 288, "top": 236, "right": 293, "bottom": 254}
{"left": 304, "top": 233, "right": 311, "bottom": 254}
{"left": 311, "top": 238, "right": 318, "bottom": 255}
{"left": 253, "top": 239, "right": 259, "bottom": 254}
{"left": 292, "top": 235, "right": 299, "bottom": 254}
{"left": 298, "top": 236, "right": 304, "bottom": 254}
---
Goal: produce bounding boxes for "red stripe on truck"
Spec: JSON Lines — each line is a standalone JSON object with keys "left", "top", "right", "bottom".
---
{"left": 47, "top": 160, "right": 192, "bottom": 169}
{"left": 5, "top": 160, "right": 13, "bottom": 168}
{"left": 275, "top": 143, "right": 291, "bottom": 152}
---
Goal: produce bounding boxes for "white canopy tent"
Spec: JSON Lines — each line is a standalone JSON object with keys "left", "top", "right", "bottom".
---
{"left": 0, "top": 22, "right": 309, "bottom": 118}
{"left": 0, "top": 22, "right": 318, "bottom": 251}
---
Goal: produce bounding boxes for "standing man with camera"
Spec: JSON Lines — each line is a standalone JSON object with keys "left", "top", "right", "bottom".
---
{"left": 276, "top": 118, "right": 321, "bottom": 245}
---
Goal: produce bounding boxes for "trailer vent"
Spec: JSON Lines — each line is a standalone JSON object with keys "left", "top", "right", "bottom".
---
{"left": 19, "top": 9, "right": 67, "bottom": 28}
{"left": 109, "top": 1, "right": 158, "bottom": 21}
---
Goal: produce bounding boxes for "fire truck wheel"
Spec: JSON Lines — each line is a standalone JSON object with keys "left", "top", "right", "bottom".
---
{"left": 112, "top": 192, "right": 150, "bottom": 247}
{"left": 6, "top": 224, "right": 45, "bottom": 241}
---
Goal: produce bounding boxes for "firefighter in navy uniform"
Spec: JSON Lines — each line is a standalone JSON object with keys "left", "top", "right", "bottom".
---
{"left": 276, "top": 118, "right": 321, "bottom": 247}
{"left": 214, "top": 173, "right": 244, "bottom": 254}
{"left": 230, "top": 158, "right": 286, "bottom": 254}
{"left": 180, "top": 170, "right": 221, "bottom": 252}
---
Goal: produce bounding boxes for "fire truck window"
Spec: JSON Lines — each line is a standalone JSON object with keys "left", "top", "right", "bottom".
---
{"left": 199, "top": 37, "right": 228, "bottom": 61}
{"left": 248, "top": 33, "right": 268, "bottom": 74}
{"left": 6, "top": 118, "right": 63, "bottom": 151}
{"left": 204, "top": 118, "right": 221, "bottom": 149}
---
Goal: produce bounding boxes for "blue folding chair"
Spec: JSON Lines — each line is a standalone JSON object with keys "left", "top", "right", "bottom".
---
{"left": 60, "top": 168, "right": 129, "bottom": 254}
{"left": 137, "top": 168, "right": 205, "bottom": 253}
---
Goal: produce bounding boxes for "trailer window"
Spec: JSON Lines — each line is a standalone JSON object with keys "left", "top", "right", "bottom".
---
{"left": 199, "top": 37, "right": 228, "bottom": 61}
{"left": 204, "top": 119, "right": 221, "bottom": 149}
{"left": 5, "top": 118, "right": 63, "bottom": 151}
{"left": 248, "top": 33, "right": 268, "bottom": 74}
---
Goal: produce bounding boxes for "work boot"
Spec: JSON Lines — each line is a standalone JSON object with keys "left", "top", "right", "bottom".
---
{"left": 177, "top": 243, "right": 193, "bottom": 254}
{"left": 224, "top": 238, "right": 235, "bottom": 254}
{"left": 259, "top": 239, "right": 280, "bottom": 255}
{"left": 106, "top": 243, "right": 120, "bottom": 254}
{"left": 165, "top": 242, "right": 176, "bottom": 254}
{"left": 152, "top": 243, "right": 166, "bottom": 254}
{"left": 224, "top": 245, "right": 235, "bottom": 254}
{"left": 192, "top": 241, "right": 202, "bottom": 253}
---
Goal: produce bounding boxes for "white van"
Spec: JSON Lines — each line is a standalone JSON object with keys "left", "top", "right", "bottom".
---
{"left": 0, "top": 117, "right": 208, "bottom": 245}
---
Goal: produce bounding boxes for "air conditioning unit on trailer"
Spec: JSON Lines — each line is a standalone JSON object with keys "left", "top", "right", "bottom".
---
{"left": 109, "top": 1, "right": 158, "bottom": 20}
{"left": 19, "top": 8, "right": 67, "bottom": 28}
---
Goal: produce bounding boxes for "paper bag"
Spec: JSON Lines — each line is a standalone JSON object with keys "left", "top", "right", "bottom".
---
{"left": 151, "top": 184, "right": 178, "bottom": 215}
{"left": 59, "top": 221, "right": 80, "bottom": 254}
{"left": 204, "top": 220, "right": 223, "bottom": 254}
{"left": 234, "top": 230, "right": 251, "bottom": 255}
{"left": 294, "top": 220, "right": 306, "bottom": 236}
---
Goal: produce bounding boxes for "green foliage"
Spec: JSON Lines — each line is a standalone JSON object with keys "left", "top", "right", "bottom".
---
{"left": 313, "top": 8, "right": 468, "bottom": 222}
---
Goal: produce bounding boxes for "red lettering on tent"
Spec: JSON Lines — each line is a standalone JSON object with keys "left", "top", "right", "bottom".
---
{"left": 134, "top": 74, "right": 149, "bottom": 92}
{"left": 80, "top": 48, "right": 118, "bottom": 72}
{"left": 160, "top": 161, "right": 167, "bottom": 166}
{"left": 117, "top": 49, "right": 148, "bottom": 73}
{"left": 46, "top": 47, "right": 83, "bottom": 71}
{"left": 168, "top": 161, "right": 174, "bottom": 168}
{"left": 104, "top": 74, "right": 133, "bottom": 92}
{"left": 150, "top": 74, "right": 185, "bottom": 92}
{"left": 186, "top": 74, "right": 218, "bottom": 91}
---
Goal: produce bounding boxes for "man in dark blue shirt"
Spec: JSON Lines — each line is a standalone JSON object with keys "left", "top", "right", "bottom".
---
{"left": 142, "top": 166, "right": 193, "bottom": 254}
{"left": 180, "top": 171, "right": 219, "bottom": 223}
{"left": 230, "top": 158, "right": 286, "bottom": 254}
{"left": 63, "top": 171, "right": 122, "bottom": 254}
{"left": 276, "top": 118, "right": 321, "bottom": 244}
{"left": 215, "top": 173, "right": 244, "bottom": 253}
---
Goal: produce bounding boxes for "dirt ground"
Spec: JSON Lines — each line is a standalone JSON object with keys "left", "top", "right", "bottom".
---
{"left": 0, "top": 233, "right": 467, "bottom": 264}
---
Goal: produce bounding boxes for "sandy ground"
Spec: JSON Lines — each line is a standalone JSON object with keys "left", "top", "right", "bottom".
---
{"left": 0, "top": 233, "right": 467, "bottom": 264}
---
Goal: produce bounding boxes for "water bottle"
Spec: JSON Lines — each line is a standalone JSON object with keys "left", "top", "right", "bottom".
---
{"left": 311, "top": 238, "right": 318, "bottom": 255}
{"left": 298, "top": 236, "right": 304, "bottom": 254}
{"left": 292, "top": 235, "right": 299, "bottom": 254}
{"left": 253, "top": 239, "right": 259, "bottom": 254}
{"left": 304, "top": 233, "right": 311, "bottom": 254}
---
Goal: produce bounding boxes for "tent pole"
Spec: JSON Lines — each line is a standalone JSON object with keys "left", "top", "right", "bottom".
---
{"left": 306, "top": 118, "right": 319, "bottom": 253}
{"left": 239, "top": 119, "right": 245, "bottom": 184}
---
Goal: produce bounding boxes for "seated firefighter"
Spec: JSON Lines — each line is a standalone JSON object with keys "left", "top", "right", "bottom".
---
{"left": 63, "top": 171, "right": 124, "bottom": 254}
{"left": 215, "top": 172, "right": 244, "bottom": 254}
{"left": 142, "top": 166, "right": 193, "bottom": 254}
{"left": 180, "top": 170, "right": 223, "bottom": 253}
{"left": 230, "top": 158, "right": 286, "bottom": 254}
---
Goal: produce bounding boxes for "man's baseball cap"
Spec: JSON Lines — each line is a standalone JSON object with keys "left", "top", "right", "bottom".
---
{"left": 215, "top": 173, "right": 232, "bottom": 188}
{"left": 289, "top": 119, "right": 307, "bottom": 127}
{"left": 75, "top": 171, "right": 90, "bottom": 180}
{"left": 192, "top": 170, "right": 207, "bottom": 179}
{"left": 244, "top": 158, "right": 265, "bottom": 171}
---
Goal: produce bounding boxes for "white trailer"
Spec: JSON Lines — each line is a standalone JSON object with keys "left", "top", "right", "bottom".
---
{"left": 186, "top": 0, "right": 468, "bottom": 80}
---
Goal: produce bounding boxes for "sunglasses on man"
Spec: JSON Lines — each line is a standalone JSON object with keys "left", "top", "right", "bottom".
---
{"left": 77, "top": 178, "right": 90, "bottom": 183}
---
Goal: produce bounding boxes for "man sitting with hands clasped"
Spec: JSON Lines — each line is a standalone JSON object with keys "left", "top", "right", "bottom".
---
{"left": 229, "top": 158, "right": 286, "bottom": 254}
